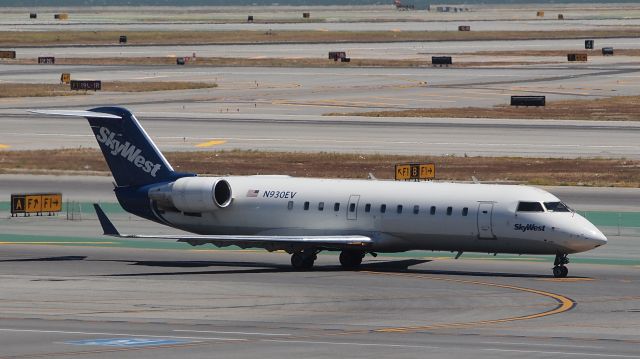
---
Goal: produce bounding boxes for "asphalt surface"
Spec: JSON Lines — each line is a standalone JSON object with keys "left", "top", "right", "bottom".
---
{"left": 0, "top": 243, "right": 638, "bottom": 359}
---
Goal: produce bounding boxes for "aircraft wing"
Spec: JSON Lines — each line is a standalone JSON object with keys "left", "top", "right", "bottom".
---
{"left": 93, "top": 204, "right": 372, "bottom": 251}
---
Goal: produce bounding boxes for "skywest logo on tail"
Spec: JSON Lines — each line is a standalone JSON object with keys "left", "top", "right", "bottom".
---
{"left": 95, "top": 126, "right": 162, "bottom": 177}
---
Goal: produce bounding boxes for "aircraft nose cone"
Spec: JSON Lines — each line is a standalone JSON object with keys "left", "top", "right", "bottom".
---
{"left": 588, "top": 228, "right": 608, "bottom": 247}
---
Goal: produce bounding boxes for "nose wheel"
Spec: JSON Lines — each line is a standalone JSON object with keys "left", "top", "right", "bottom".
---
{"left": 553, "top": 253, "right": 569, "bottom": 278}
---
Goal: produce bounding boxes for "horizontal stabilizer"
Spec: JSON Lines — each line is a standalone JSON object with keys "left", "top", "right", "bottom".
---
{"left": 93, "top": 204, "right": 120, "bottom": 236}
{"left": 28, "top": 109, "right": 122, "bottom": 119}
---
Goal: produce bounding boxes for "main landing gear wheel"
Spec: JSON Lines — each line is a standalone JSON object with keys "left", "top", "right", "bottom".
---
{"left": 291, "top": 250, "right": 316, "bottom": 270}
{"left": 339, "top": 250, "right": 365, "bottom": 269}
{"left": 553, "top": 253, "right": 570, "bottom": 278}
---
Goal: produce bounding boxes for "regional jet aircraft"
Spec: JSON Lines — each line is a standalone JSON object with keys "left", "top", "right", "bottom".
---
{"left": 32, "top": 107, "right": 607, "bottom": 277}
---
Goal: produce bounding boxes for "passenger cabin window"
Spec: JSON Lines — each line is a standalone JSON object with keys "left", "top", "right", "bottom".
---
{"left": 446, "top": 206, "right": 453, "bottom": 216}
{"left": 380, "top": 204, "right": 387, "bottom": 213}
{"left": 349, "top": 203, "right": 356, "bottom": 212}
{"left": 544, "top": 202, "right": 571, "bottom": 212}
{"left": 318, "top": 202, "right": 324, "bottom": 211}
{"left": 517, "top": 202, "right": 544, "bottom": 212}
{"left": 334, "top": 203, "right": 340, "bottom": 212}
{"left": 462, "top": 207, "right": 469, "bottom": 216}
{"left": 365, "top": 204, "right": 371, "bottom": 213}
{"left": 430, "top": 206, "right": 436, "bottom": 215}
{"left": 303, "top": 201, "right": 309, "bottom": 210}
{"left": 413, "top": 205, "right": 420, "bottom": 214}
{"left": 287, "top": 201, "right": 294, "bottom": 210}
{"left": 397, "top": 205, "right": 403, "bottom": 214}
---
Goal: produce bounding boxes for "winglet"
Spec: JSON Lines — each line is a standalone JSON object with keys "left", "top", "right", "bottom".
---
{"left": 93, "top": 203, "right": 120, "bottom": 236}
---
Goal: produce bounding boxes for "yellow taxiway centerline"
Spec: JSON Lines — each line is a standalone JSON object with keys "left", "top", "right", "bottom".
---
{"left": 195, "top": 140, "right": 227, "bottom": 148}
{"left": 361, "top": 271, "right": 576, "bottom": 333}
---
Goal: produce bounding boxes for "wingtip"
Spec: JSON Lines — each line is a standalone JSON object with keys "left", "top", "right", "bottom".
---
{"left": 29, "top": 109, "right": 122, "bottom": 119}
{"left": 93, "top": 203, "right": 120, "bottom": 236}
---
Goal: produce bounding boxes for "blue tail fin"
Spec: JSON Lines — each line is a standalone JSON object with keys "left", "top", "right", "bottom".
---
{"left": 86, "top": 106, "right": 182, "bottom": 187}
{"left": 31, "top": 106, "right": 193, "bottom": 187}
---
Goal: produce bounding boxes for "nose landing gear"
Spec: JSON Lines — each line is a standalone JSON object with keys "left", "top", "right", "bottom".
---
{"left": 553, "top": 253, "right": 569, "bottom": 278}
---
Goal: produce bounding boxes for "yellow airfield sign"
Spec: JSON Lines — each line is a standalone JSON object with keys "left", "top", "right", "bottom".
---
{"left": 395, "top": 163, "right": 435, "bottom": 181}
{"left": 11, "top": 193, "right": 62, "bottom": 215}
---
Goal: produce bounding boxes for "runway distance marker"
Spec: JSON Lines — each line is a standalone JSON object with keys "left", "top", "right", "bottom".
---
{"left": 361, "top": 271, "right": 575, "bottom": 333}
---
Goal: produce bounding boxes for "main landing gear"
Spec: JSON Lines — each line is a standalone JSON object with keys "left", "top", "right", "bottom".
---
{"left": 553, "top": 253, "right": 569, "bottom": 278}
{"left": 291, "top": 249, "right": 317, "bottom": 270}
{"left": 290, "top": 249, "right": 367, "bottom": 270}
{"left": 339, "top": 250, "right": 365, "bottom": 269}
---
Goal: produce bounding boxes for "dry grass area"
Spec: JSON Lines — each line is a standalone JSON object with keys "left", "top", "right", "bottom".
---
{"left": 328, "top": 95, "right": 640, "bottom": 121}
{"left": 0, "top": 83, "right": 82, "bottom": 98}
{"left": 0, "top": 149, "right": 638, "bottom": 187}
{"left": 0, "top": 81, "right": 216, "bottom": 98}
{"left": 2, "top": 29, "right": 640, "bottom": 46}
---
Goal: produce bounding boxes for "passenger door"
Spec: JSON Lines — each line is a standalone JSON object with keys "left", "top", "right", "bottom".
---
{"left": 477, "top": 202, "right": 495, "bottom": 239}
{"left": 347, "top": 195, "right": 360, "bottom": 220}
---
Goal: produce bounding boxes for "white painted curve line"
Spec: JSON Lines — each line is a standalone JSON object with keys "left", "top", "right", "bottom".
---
{"left": 173, "top": 329, "right": 291, "bottom": 337}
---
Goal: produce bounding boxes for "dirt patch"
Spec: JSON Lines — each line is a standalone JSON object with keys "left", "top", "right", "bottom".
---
{"left": 2, "top": 29, "right": 640, "bottom": 46}
{"left": 0, "top": 81, "right": 217, "bottom": 98}
{"left": 327, "top": 95, "right": 640, "bottom": 121}
{"left": 0, "top": 149, "right": 638, "bottom": 187}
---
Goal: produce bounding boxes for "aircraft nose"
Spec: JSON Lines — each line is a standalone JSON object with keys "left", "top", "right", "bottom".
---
{"left": 575, "top": 216, "right": 607, "bottom": 249}
{"left": 587, "top": 227, "right": 608, "bottom": 247}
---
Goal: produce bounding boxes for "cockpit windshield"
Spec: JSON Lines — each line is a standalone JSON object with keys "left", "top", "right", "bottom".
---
{"left": 544, "top": 202, "right": 572, "bottom": 212}
{"left": 516, "top": 202, "right": 544, "bottom": 212}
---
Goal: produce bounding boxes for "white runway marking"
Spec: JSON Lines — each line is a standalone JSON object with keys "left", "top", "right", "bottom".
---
{"left": 173, "top": 329, "right": 291, "bottom": 336}
{"left": 0, "top": 328, "right": 245, "bottom": 341}
{"left": 262, "top": 339, "right": 440, "bottom": 349}
{"left": 481, "top": 348, "right": 640, "bottom": 358}
{"left": 482, "top": 341, "right": 604, "bottom": 349}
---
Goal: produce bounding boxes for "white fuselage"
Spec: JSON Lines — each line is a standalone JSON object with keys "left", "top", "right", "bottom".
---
{"left": 150, "top": 176, "right": 607, "bottom": 255}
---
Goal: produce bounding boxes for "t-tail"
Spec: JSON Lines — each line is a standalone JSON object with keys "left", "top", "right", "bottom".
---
{"left": 30, "top": 107, "right": 195, "bottom": 220}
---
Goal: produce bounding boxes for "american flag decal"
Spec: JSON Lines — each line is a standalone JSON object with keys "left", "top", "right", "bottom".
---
{"left": 246, "top": 189, "right": 259, "bottom": 197}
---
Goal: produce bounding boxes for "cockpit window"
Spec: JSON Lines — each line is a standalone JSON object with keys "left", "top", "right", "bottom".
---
{"left": 516, "top": 202, "right": 544, "bottom": 212}
{"left": 544, "top": 202, "right": 572, "bottom": 212}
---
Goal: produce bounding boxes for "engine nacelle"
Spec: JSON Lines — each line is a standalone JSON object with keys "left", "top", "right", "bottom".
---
{"left": 148, "top": 177, "right": 232, "bottom": 212}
